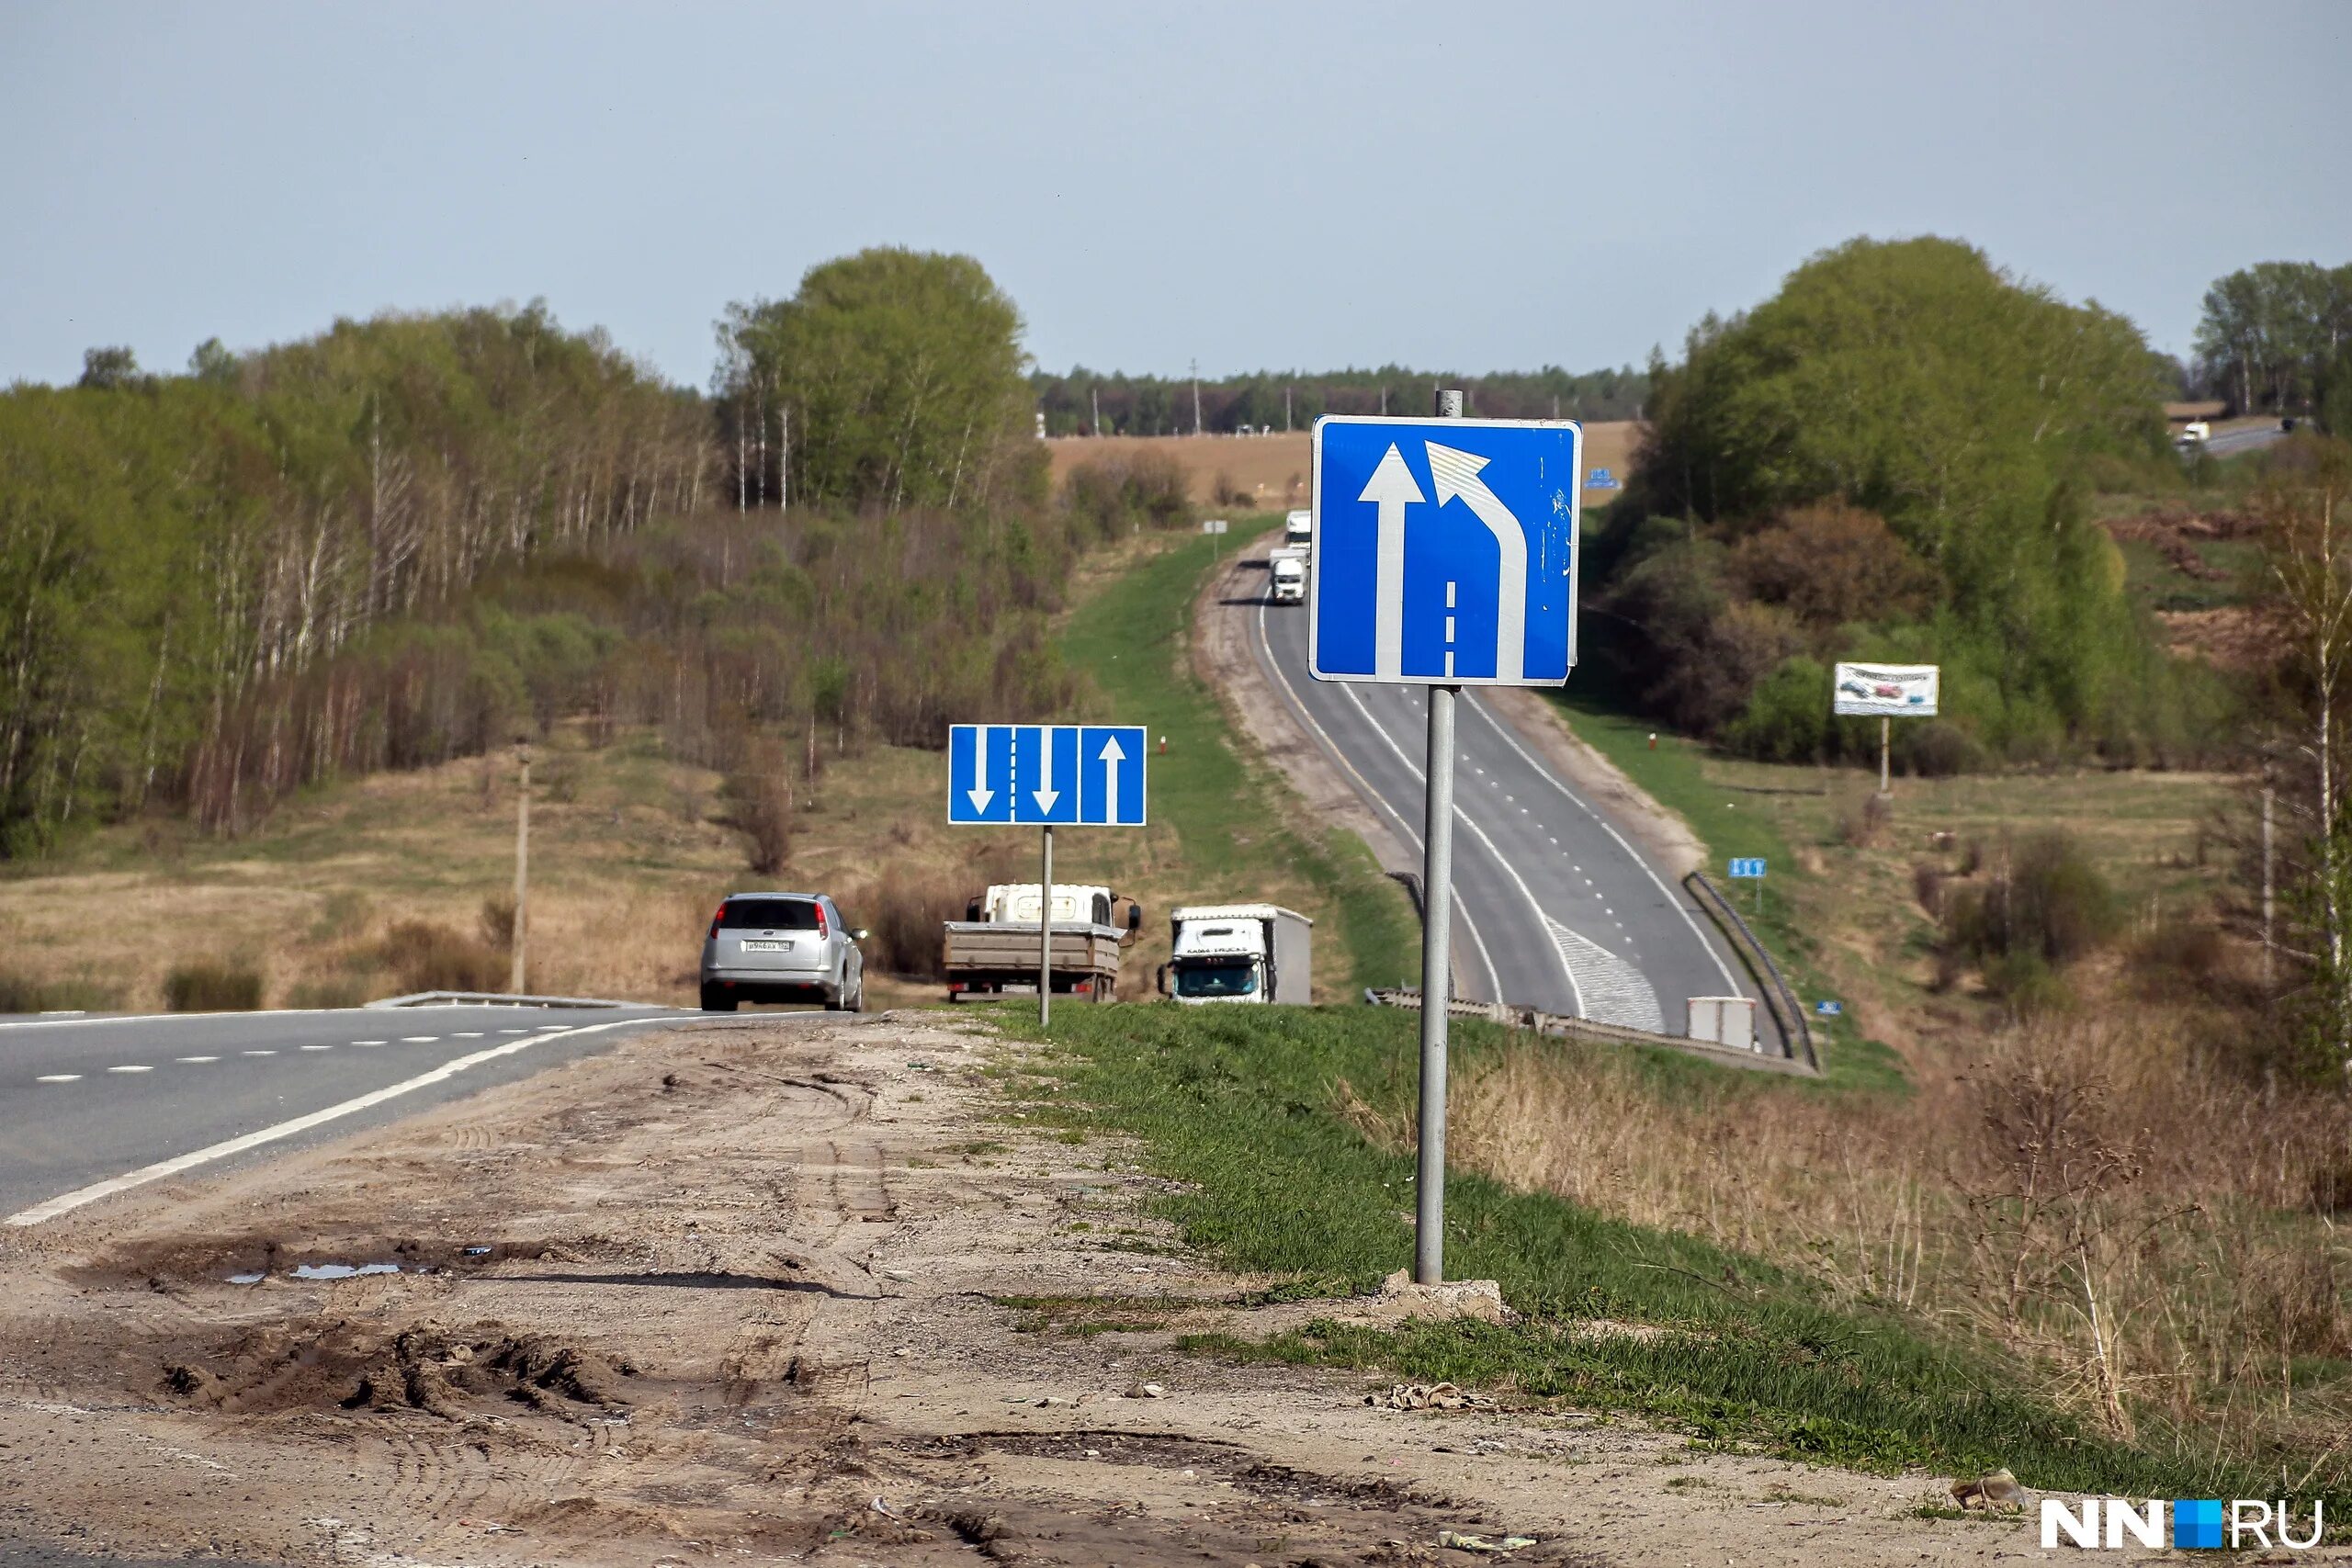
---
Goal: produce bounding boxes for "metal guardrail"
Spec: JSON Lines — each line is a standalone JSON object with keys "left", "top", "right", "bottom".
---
{"left": 1682, "top": 871, "right": 1816, "bottom": 1071}
{"left": 1363, "top": 987, "right": 1814, "bottom": 1076}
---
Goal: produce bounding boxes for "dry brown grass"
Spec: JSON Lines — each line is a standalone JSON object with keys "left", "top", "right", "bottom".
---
{"left": 1345, "top": 1010, "right": 2352, "bottom": 1451}
{"left": 1045, "top": 423, "right": 1641, "bottom": 513}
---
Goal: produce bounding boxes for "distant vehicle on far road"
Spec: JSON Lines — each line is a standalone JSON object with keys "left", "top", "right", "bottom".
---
{"left": 1283, "top": 509, "right": 1312, "bottom": 547}
{"left": 700, "top": 892, "right": 865, "bottom": 1012}
{"left": 1269, "top": 546, "right": 1307, "bottom": 604}
{"left": 2174, "top": 421, "right": 2210, "bottom": 449}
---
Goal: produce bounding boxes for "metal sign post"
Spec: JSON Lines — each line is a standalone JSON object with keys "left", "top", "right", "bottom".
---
{"left": 1415, "top": 396, "right": 1463, "bottom": 1284}
{"left": 1307, "top": 393, "right": 1581, "bottom": 1286}
{"left": 1040, "top": 824, "right": 1054, "bottom": 1028}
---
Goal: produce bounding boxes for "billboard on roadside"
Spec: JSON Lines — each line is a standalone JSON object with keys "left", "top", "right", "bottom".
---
{"left": 1832, "top": 662, "right": 1939, "bottom": 717}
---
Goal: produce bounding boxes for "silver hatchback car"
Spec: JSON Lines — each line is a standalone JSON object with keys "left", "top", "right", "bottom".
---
{"left": 699, "top": 891, "right": 865, "bottom": 1012}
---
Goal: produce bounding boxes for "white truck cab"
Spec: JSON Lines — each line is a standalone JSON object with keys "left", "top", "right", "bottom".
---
{"left": 1160, "top": 904, "right": 1313, "bottom": 1005}
{"left": 1268, "top": 545, "right": 1307, "bottom": 604}
{"left": 1283, "top": 508, "right": 1312, "bottom": 548}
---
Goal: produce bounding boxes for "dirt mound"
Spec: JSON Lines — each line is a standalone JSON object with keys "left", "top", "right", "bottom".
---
{"left": 2102, "top": 506, "right": 2261, "bottom": 582}
{"left": 163, "top": 1321, "right": 638, "bottom": 1419}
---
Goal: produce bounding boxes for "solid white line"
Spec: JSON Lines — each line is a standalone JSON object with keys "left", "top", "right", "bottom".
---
{"left": 35, "top": 1075, "right": 79, "bottom": 1084}
{"left": 1254, "top": 593, "right": 1505, "bottom": 1000}
{"left": 1459, "top": 695, "right": 1745, "bottom": 998}
{"left": 5, "top": 1016, "right": 672, "bottom": 1227}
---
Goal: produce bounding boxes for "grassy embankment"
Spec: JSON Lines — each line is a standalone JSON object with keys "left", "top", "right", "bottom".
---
{"left": 994, "top": 1001, "right": 2333, "bottom": 1503}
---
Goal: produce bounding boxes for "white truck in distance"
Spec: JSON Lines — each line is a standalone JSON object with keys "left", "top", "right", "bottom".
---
{"left": 1268, "top": 545, "right": 1307, "bottom": 604}
{"left": 1283, "top": 508, "right": 1312, "bottom": 548}
{"left": 1159, "top": 904, "right": 1313, "bottom": 1005}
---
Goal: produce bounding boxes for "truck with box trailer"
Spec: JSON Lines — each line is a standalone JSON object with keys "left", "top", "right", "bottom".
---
{"left": 1158, "top": 904, "right": 1313, "bottom": 1005}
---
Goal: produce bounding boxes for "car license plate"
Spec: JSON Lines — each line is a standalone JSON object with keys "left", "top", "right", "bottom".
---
{"left": 741, "top": 939, "right": 792, "bottom": 953}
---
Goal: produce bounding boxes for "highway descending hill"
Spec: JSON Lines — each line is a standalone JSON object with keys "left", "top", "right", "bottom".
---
{"left": 1244, "top": 550, "right": 1759, "bottom": 1036}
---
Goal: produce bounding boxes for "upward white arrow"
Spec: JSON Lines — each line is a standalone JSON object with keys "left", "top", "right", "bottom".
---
{"left": 966, "top": 726, "right": 996, "bottom": 815}
{"left": 1359, "top": 444, "right": 1425, "bottom": 679}
{"left": 1032, "top": 728, "right": 1060, "bottom": 814}
{"left": 1426, "top": 441, "right": 1528, "bottom": 682}
{"left": 1096, "top": 733, "right": 1126, "bottom": 821}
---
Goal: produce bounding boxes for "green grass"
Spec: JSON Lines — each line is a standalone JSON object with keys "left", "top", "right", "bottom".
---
{"left": 1544, "top": 689, "right": 1907, "bottom": 1091}
{"left": 1059, "top": 521, "right": 1419, "bottom": 992}
{"left": 992, "top": 999, "right": 2334, "bottom": 1502}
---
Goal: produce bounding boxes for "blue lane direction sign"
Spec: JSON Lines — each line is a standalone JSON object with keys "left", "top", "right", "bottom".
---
{"left": 1588, "top": 468, "right": 1620, "bottom": 490}
{"left": 948, "top": 724, "right": 1147, "bottom": 826}
{"left": 1815, "top": 999, "right": 1843, "bottom": 1017}
{"left": 1728, "top": 857, "right": 1767, "bottom": 879}
{"left": 1309, "top": 416, "right": 1582, "bottom": 686}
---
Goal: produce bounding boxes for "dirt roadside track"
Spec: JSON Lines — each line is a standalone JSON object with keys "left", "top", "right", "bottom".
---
{"left": 0, "top": 1012, "right": 2036, "bottom": 1566}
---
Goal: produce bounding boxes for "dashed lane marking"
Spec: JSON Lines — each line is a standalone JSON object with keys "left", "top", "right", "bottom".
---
{"left": 106, "top": 1066, "right": 152, "bottom": 1074}
{"left": 35, "top": 1075, "right": 79, "bottom": 1084}
{"left": 175, "top": 1056, "right": 219, "bottom": 1064}
{"left": 300, "top": 1044, "right": 332, "bottom": 1052}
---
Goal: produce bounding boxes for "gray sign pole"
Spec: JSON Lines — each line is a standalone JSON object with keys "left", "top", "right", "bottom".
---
{"left": 1414, "top": 387, "right": 1465, "bottom": 1285}
{"left": 1040, "top": 824, "right": 1054, "bottom": 1029}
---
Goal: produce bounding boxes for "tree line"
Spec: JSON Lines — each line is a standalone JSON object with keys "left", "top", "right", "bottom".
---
{"left": 1590, "top": 234, "right": 2228, "bottom": 771}
{"left": 2193, "top": 259, "right": 2352, "bottom": 432}
{"left": 1029, "top": 363, "right": 1649, "bottom": 437}
{"left": 0, "top": 250, "right": 1063, "bottom": 856}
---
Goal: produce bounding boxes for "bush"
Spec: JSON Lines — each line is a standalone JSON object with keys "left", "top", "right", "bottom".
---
{"left": 0, "top": 971, "right": 121, "bottom": 1012}
{"left": 721, "top": 765, "right": 795, "bottom": 875}
{"left": 1721, "top": 655, "right": 1830, "bottom": 762}
{"left": 1895, "top": 719, "right": 1984, "bottom": 777}
{"left": 285, "top": 976, "right": 368, "bottom": 1010}
{"left": 845, "top": 866, "right": 966, "bottom": 978}
{"left": 378, "top": 920, "right": 503, "bottom": 993}
{"left": 1944, "top": 831, "right": 2120, "bottom": 968}
{"left": 1062, "top": 452, "right": 1191, "bottom": 539}
{"left": 164, "top": 962, "right": 264, "bottom": 1012}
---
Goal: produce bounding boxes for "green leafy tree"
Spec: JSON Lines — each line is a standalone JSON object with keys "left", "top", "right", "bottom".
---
{"left": 720, "top": 248, "right": 1037, "bottom": 514}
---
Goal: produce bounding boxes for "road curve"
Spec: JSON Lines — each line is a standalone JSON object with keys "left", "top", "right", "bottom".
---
{"left": 1240, "top": 556, "right": 1757, "bottom": 1033}
{"left": 0, "top": 1002, "right": 715, "bottom": 1224}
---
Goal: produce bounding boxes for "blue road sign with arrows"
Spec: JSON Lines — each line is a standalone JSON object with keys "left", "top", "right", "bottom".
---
{"left": 947, "top": 724, "right": 1147, "bottom": 826}
{"left": 1728, "top": 857, "right": 1767, "bottom": 879}
{"left": 1308, "top": 416, "right": 1581, "bottom": 686}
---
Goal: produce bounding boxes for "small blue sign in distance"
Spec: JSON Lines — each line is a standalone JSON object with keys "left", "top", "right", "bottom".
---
{"left": 1588, "top": 468, "right": 1619, "bottom": 489}
{"left": 1728, "top": 857, "right": 1767, "bottom": 879}
{"left": 1309, "top": 416, "right": 1580, "bottom": 687}
{"left": 948, "top": 724, "right": 1147, "bottom": 827}
{"left": 1815, "top": 999, "right": 1842, "bottom": 1017}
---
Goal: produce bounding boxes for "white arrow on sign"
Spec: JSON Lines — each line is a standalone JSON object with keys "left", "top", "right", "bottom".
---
{"left": 1096, "top": 732, "right": 1126, "bottom": 818}
{"left": 1426, "top": 442, "right": 1528, "bottom": 683}
{"left": 1361, "top": 443, "right": 1425, "bottom": 679}
{"left": 966, "top": 725, "right": 996, "bottom": 816}
{"left": 1032, "top": 728, "right": 1060, "bottom": 815}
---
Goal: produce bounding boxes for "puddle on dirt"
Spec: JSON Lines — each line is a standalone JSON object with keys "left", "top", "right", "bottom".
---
{"left": 228, "top": 1262, "right": 402, "bottom": 1283}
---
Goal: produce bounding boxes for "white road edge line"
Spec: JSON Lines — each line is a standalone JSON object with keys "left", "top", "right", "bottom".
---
{"left": 1460, "top": 695, "right": 1746, "bottom": 998}
{"left": 5, "top": 1016, "right": 673, "bottom": 1227}
{"left": 1254, "top": 592, "right": 1506, "bottom": 1001}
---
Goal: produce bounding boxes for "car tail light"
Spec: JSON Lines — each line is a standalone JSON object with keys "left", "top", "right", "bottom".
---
{"left": 813, "top": 904, "right": 828, "bottom": 937}
{"left": 708, "top": 902, "right": 728, "bottom": 939}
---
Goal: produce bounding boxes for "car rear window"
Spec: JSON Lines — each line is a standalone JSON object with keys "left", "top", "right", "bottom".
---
{"left": 719, "top": 898, "right": 820, "bottom": 931}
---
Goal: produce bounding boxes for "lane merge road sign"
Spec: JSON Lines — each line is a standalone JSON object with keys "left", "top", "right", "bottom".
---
{"left": 1308, "top": 415, "right": 1582, "bottom": 687}
{"left": 1728, "top": 858, "right": 1767, "bottom": 879}
{"left": 948, "top": 724, "right": 1147, "bottom": 827}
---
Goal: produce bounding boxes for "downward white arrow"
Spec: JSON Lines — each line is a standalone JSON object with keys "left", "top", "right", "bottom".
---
{"left": 966, "top": 726, "right": 996, "bottom": 815}
{"left": 1032, "top": 728, "right": 1060, "bottom": 814}
{"left": 1359, "top": 444, "right": 1425, "bottom": 679}
{"left": 1427, "top": 442, "right": 1528, "bottom": 682}
{"left": 1096, "top": 733, "right": 1125, "bottom": 820}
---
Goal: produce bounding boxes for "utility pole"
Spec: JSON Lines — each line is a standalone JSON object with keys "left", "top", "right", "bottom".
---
{"left": 2263, "top": 784, "right": 2277, "bottom": 986}
{"left": 1416, "top": 388, "right": 1464, "bottom": 1286}
{"left": 511, "top": 739, "right": 531, "bottom": 994}
{"left": 1091, "top": 384, "right": 1101, "bottom": 436}
{"left": 1285, "top": 384, "right": 1293, "bottom": 434}
{"left": 1191, "top": 359, "right": 1203, "bottom": 436}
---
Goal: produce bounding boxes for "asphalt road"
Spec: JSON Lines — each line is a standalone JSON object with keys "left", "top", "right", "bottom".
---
{"left": 2201, "top": 423, "right": 2290, "bottom": 457}
{"left": 0, "top": 1001, "right": 712, "bottom": 1224}
{"left": 1249, "top": 574, "right": 1755, "bottom": 1035}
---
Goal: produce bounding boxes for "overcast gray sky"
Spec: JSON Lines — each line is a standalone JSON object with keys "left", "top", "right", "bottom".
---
{"left": 4, "top": 2, "right": 2346, "bottom": 389}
